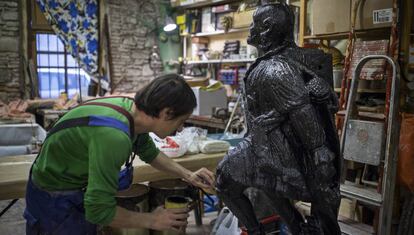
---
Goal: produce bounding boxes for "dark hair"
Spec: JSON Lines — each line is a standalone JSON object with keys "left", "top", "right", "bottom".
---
{"left": 134, "top": 74, "right": 196, "bottom": 119}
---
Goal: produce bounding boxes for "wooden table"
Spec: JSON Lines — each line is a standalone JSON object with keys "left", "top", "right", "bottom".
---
{"left": 0, "top": 152, "right": 226, "bottom": 200}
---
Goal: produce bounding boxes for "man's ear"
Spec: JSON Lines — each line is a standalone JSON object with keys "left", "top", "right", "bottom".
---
{"left": 159, "top": 108, "right": 175, "bottom": 120}
{"left": 260, "top": 17, "right": 273, "bottom": 38}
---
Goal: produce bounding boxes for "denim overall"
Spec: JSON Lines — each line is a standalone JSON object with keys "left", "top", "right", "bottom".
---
{"left": 24, "top": 100, "right": 137, "bottom": 234}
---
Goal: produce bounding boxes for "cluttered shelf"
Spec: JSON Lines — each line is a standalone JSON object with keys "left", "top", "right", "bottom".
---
{"left": 189, "top": 27, "right": 249, "bottom": 37}
{"left": 174, "top": 0, "right": 300, "bottom": 9}
{"left": 172, "top": 0, "right": 241, "bottom": 9}
{"left": 186, "top": 58, "right": 255, "bottom": 64}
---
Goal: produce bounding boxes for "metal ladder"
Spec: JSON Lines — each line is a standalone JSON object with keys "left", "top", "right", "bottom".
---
{"left": 340, "top": 55, "right": 401, "bottom": 235}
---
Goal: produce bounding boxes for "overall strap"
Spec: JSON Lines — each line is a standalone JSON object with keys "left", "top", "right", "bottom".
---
{"left": 47, "top": 115, "right": 131, "bottom": 139}
{"left": 36, "top": 99, "right": 137, "bottom": 167}
{"left": 81, "top": 101, "right": 135, "bottom": 137}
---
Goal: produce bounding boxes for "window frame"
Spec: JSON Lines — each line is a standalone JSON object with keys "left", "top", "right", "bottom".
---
{"left": 28, "top": 0, "right": 90, "bottom": 99}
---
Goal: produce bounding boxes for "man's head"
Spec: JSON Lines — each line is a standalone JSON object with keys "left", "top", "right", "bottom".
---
{"left": 247, "top": 3, "right": 295, "bottom": 51}
{"left": 134, "top": 74, "right": 196, "bottom": 137}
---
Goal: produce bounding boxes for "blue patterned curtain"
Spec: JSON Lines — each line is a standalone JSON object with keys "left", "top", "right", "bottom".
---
{"left": 36, "top": 0, "right": 99, "bottom": 76}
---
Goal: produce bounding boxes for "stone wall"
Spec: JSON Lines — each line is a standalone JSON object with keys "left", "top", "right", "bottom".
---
{"left": 106, "top": 0, "right": 163, "bottom": 93}
{"left": 0, "top": 0, "right": 21, "bottom": 102}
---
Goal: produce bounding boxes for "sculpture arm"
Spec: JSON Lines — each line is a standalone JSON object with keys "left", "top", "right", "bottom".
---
{"left": 289, "top": 103, "right": 336, "bottom": 182}
{"left": 262, "top": 62, "right": 336, "bottom": 180}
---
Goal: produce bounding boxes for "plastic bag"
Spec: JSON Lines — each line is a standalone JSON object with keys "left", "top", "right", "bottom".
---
{"left": 150, "top": 127, "right": 207, "bottom": 158}
{"left": 398, "top": 113, "right": 414, "bottom": 192}
{"left": 211, "top": 207, "right": 241, "bottom": 235}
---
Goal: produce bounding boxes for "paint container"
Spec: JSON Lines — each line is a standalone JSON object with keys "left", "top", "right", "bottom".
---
{"left": 104, "top": 184, "right": 150, "bottom": 235}
{"left": 149, "top": 179, "right": 196, "bottom": 235}
{"left": 148, "top": 179, "right": 194, "bottom": 211}
{"left": 165, "top": 195, "right": 191, "bottom": 209}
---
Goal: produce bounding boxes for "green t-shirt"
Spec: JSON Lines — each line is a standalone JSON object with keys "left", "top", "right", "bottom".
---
{"left": 32, "top": 97, "right": 160, "bottom": 225}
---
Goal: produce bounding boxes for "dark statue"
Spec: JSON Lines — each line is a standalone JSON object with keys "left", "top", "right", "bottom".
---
{"left": 216, "top": 3, "right": 341, "bottom": 235}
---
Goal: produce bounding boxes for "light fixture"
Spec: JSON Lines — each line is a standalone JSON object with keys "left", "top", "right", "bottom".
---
{"left": 163, "top": 16, "right": 177, "bottom": 32}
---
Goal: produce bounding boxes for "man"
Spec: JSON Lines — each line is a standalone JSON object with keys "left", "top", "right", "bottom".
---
{"left": 24, "top": 74, "right": 215, "bottom": 234}
{"left": 216, "top": 3, "right": 341, "bottom": 235}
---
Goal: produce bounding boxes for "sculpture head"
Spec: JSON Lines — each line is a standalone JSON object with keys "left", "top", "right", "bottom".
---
{"left": 247, "top": 3, "right": 295, "bottom": 52}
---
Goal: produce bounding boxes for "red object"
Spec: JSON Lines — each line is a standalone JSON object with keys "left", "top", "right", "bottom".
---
{"left": 161, "top": 137, "right": 180, "bottom": 149}
{"left": 240, "top": 215, "right": 281, "bottom": 235}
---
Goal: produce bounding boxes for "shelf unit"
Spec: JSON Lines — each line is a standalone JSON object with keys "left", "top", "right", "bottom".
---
{"left": 186, "top": 58, "right": 255, "bottom": 65}
{"left": 173, "top": 0, "right": 241, "bottom": 10}
{"left": 188, "top": 27, "right": 249, "bottom": 37}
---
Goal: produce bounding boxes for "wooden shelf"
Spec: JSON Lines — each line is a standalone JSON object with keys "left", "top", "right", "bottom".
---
{"left": 304, "top": 27, "right": 392, "bottom": 41}
{"left": 174, "top": 0, "right": 301, "bottom": 9}
{"left": 304, "top": 32, "right": 349, "bottom": 40}
{"left": 173, "top": 0, "right": 240, "bottom": 10}
{"left": 190, "top": 27, "right": 249, "bottom": 37}
{"left": 334, "top": 88, "right": 386, "bottom": 93}
{"left": 337, "top": 110, "right": 385, "bottom": 120}
{"left": 186, "top": 58, "right": 255, "bottom": 64}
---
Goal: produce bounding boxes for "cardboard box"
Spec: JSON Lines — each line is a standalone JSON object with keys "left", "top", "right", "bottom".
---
{"left": 312, "top": 0, "right": 351, "bottom": 35}
{"left": 353, "top": 0, "right": 393, "bottom": 30}
{"left": 191, "top": 87, "right": 227, "bottom": 116}
{"left": 232, "top": 9, "right": 255, "bottom": 29}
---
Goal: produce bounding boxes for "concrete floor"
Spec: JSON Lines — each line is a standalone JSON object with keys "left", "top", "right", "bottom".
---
{"left": 0, "top": 199, "right": 216, "bottom": 235}
{"left": 0, "top": 199, "right": 26, "bottom": 235}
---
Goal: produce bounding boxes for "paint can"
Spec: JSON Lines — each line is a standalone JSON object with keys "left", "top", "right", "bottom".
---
{"left": 149, "top": 179, "right": 196, "bottom": 235}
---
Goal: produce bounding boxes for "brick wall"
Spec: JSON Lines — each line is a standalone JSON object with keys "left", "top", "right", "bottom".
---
{"left": 0, "top": 0, "right": 21, "bottom": 102}
{"left": 107, "top": 0, "right": 163, "bottom": 93}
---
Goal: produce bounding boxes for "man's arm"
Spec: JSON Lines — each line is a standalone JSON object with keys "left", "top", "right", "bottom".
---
{"left": 149, "top": 151, "right": 215, "bottom": 189}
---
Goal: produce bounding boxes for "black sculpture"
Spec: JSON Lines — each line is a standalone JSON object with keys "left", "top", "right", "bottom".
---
{"left": 216, "top": 3, "right": 341, "bottom": 235}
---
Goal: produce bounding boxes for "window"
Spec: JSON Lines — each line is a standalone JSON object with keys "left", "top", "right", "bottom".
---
{"left": 36, "top": 33, "right": 90, "bottom": 98}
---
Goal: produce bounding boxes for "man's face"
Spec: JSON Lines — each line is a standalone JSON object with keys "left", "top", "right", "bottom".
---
{"left": 153, "top": 111, "right": 191, "bottom": 139}
{"left": 247, "top": 12, "right": 262, "bottom": 47}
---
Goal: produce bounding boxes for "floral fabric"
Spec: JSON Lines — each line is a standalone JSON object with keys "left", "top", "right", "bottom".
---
{"left": 36, "top": 0, "right": 99, "bottom": 76}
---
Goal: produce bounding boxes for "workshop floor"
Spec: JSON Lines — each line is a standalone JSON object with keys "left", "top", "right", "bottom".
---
{"left": 0, "top": 199, "right": 217, "bottom": 235}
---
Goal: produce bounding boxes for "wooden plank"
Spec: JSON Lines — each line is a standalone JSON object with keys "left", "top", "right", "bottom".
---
{"left": 0, "top": 153, "right": 226, "bottom": 200}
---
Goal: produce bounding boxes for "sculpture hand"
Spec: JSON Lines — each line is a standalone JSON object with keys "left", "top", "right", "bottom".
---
{"left": 311, "top": 147, "right": 336, "bottom": 183}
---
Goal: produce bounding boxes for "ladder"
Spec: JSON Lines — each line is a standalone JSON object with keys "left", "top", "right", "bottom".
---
{"left": 340, "top": 55, "right": 401, "bottom": 235}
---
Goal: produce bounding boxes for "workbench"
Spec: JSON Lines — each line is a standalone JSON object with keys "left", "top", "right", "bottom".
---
{"left": 0, "top": 152, "right": 226, "bottom": 200}
{"left": 36, "top": 109, "right": 69, "bottom": 130}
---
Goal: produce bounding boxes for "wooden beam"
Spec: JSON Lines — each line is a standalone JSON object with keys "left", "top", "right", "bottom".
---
{"left": 299, "top": 0, "right": 307, "bottom": 47}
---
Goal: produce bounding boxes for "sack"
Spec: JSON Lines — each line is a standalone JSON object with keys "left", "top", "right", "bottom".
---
{"left": 150, "top": 127, "right": 207, "bottom": 157}
{"left": 211, "top": 207, "right": 240, "bottom": 235}
{"left": 398, "top": 113, "right": 414, "bottom": 192}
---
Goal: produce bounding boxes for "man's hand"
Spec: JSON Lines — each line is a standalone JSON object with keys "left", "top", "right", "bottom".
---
{"left": 184, "top": 167, "right": 215, "bottom": 189}
{"left": 150, "top": 206, "right": 189, "bottom": 231}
